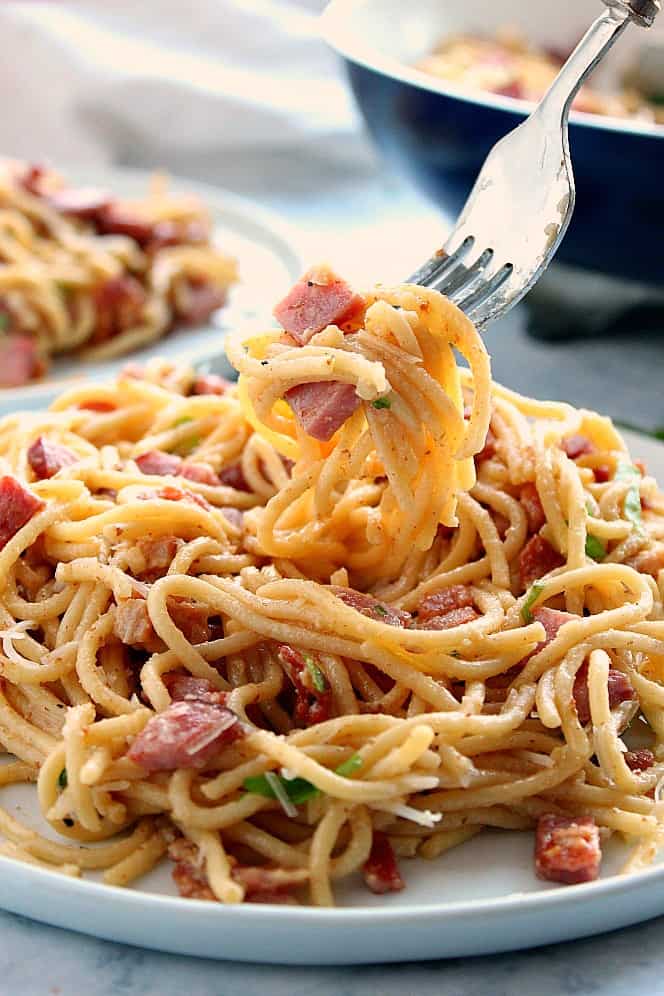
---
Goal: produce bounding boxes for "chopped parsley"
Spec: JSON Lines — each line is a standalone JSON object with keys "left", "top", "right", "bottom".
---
{"left": 303, "top": 654, "right": 328, "bottom": 694}
{"left": 58, "top": 768, "right": 68, "bottom": 789}
{"left": 244, "top": 773, "right": 320, "bottom": 805}
{"left": 521, "top": 582, "right": 545, "bottom": 623}
{"left": 373, "top": 604, "right": 389, "bottom": 618}
{"left": 173, "top": 416, "right": 194, "bottom": 428}
{"left": 244, "top": 754, "right": 364, "bottom": 806}
{"left": 0, "top": 312, "right": 9, "bottom": 332}
{"left": 585, "top": 535, "right": 606, "bottom": 561}
{"left": 371, "top": 397, "right": 391, "bottom": 410}
{"left": 335, "top": 753, "right": 363, "bottom": 778}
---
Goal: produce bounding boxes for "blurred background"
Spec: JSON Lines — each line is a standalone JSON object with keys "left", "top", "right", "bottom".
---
{"left": 0, "top": 0, "right": 662, "bottom": 432}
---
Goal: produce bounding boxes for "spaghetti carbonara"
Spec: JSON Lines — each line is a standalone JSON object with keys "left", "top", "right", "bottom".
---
{"left": 0, "top": 267, "right": 662, "bottom": 906}
{"left": 0, "top": 160, "right": 237, "bottom": 387}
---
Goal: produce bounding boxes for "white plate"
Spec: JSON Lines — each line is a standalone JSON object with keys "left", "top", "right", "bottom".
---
{"left": 0, "top": 166, "right": 302, "bottom": 415}
{"left": 0, "top": 428, "right": 662, "bottom": 964}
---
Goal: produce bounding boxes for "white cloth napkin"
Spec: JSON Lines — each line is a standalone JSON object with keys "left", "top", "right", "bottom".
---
{"left": 0, "top": 1, "right": 373, "bottom": 182}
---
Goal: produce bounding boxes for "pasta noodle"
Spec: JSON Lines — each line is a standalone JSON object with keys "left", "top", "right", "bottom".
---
{"left": 0, "top": 159, "right": 237, "bottom": 386}
{"left": 0, "top": 268, "right": 662, "bottom": 906}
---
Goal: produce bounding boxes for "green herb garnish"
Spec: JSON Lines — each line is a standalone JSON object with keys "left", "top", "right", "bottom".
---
{"left": 585, "top": 535, "right": 607, "bottom": 561}
{"left": 58, "top": 768, "right": 68, "bottom": 789}
{"left": 0, "top": 312, "right": 9, "bottom": 333}
{"left": 243, "top": 773, "right": 320, "bottom": 805}
{"left": 173, "top": 416, "right": 193, "bottom": 427}
{"left": 303, "top": 654, "right": 328, "bottom": 694}
{"left": 244, "top": 754, "right": 363, "bottom": 806}
{"left": 521, "top": 582, "right": 545, "bottom": 623}
{"left": 372, "top": 397, "right": 391, "bottom": 410}
{"left": 335, "top": 753, "right": 363, "bottom": 778}
{"left": 373, "top": 604, "right": 389, "bottom": 618}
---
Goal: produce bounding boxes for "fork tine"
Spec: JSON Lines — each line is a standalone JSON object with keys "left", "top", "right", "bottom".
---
{"left": 460, "top": 264, "right": 514, "bottom": 325}
{"left": 438, "top": 248, "right": 494, "bottom": 299}
{"left": 407, "top": 236, "right": 473, "bottom": 287}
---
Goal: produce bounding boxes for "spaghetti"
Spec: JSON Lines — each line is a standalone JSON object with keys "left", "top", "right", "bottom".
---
{"left": 0, "top": 160, "right": 237, "bottom": 386}
{"left": 0, "top": 268, "right": 662, "bottom": 906}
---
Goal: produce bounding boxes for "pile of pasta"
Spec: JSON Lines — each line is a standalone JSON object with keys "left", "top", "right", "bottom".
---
{"left": 0, "top": 159, "right": 237, "bottom": 386}
{"left": 0, "top": 271, "right": 662, "bottom": 907}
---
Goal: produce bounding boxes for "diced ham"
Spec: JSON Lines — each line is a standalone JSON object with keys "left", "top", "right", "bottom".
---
{"left": 168, "top": 597, "right": 210, "bottom": 645}
{"left": 417, "top": 605, "right": 478, "bottom": 630}
{"left": 127, "top": 698, "right": 243, "bottom": 771}
{"left": 285, "top": 381, "right": 360, "bottom": 442}
{"left": 114, "top": 599, "right": 159, "bottom": 650}
{"left": 135, "top": 450, "right": 182, "bottom": 477}
{"left": 181, "top": 463, "right": 220, "bottom": 486}
{"left": 169, "top": 838, "right": 306, "bottom": 903}
{"left": 519, "top": 535, "right": 564, "bottom": 587}
{"left": 0, "top": 334, "right": 44, "bottom": 387}
{"left": 593, "top": 465, "right": 611, "bottom": 484}
{"left": 519, "top": 607, "right": 574, "bottom": 665}
{"left": 163, "top": 672, "right": 225, "bottom": 705}
{"left": 221, "top": 506, "right": 244, "bottom": 530}
{"left": 277, "top": 645, "right": 332, "bottom": 727}
{"left": 175, "top": 279, "right": 227, "bottom": 325}
{"left": 362, "top": 832, "right": 405, "bottom": 894}
{"left": 535, "top": 814, "right": 601, "bottom": 884}
{"left": 628, "top": 543, "right": 664, "bottom": 579}
{"left": 332, "top": 587, "right": 410, "bottom": 628}
{"left": 27, "top": 437, "right": 77, "bottom": 479}
{"left": 624, "top": 748, "right": 655, "bottom": 772}
{"left": 492, "top": 80, "right": 524, "bottom": 99}
{"left": 19, "top": 163, "right": 48, "bottom": 197}
{"left": 192, "top": 373, "right": 231, "bottom": 396}
{"left": 218, "top": 463, "right": 250, "bottom": 492}
{"left": 561, "top": 435, "right": 595, "bottom": 459}
{"left": 95, "top": 204, "right": 155, "bottom": 245}
{"left": 519, "top": 482, "right": 546, "bottom": 533}
{"left": 572, "top": 660, "right": 636, "bottom": 725}
{"left": 273, "top": 267, "right": 365, "bottom": 345}
{"left": 475, "top": 427, "right": 497, "bottom": 462}
{"left": 231, "top": 865, "right": 309, "bottom": 900}
{"left": 147, "top": 218, "right": 208, "bottom": 252}
{"left": 416, "top": 585, "right": 474, "bottom": 624}
{"left": 92, "top": 275, "right": 147, "bottom": 343}
{"left": 0, "top": 477, "right": 44, "bottom": 550}
{"left": 46, "top": 186, "right": 112, "bottom": 220}
{"left": 136, "top": 535, "right": 179, "bottom": 576}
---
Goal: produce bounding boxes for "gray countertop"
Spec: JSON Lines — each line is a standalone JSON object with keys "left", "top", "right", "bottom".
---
{"left": 4, "top": 905, "right": 664, "bottom": 996}
{"left": 3, "top": 170, "right": 664, "bottom": 995}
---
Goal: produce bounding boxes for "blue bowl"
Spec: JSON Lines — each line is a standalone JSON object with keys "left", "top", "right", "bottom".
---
{"left": 322, "top": 0, "right": 664, "bottom": 285}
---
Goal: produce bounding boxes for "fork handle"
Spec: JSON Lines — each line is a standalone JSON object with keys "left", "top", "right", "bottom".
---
{"left": 533, "top": 1, "right": 658, "bottom": 132}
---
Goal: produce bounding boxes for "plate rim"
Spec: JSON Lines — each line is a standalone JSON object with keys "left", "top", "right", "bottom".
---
{"left": 321, "top": 0, "right": 664, "bottom": 141}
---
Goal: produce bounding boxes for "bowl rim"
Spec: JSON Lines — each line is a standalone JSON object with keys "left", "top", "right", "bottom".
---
{"left": 321, "top": 0, "right": 664, "bottom": 140}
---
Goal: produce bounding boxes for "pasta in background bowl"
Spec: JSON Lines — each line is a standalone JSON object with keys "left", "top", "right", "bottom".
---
{"left": 322, "top": 0, "right": 664, "bottom": 285}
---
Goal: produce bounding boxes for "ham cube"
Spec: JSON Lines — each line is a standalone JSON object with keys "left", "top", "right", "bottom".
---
{"left": 332, "top": 587, "right": 410, "bottom": 628}
{"left": 561, "top": 435, "right": 595, "bottom": 459}
{"left": 192, "top": 373, "right": 231, "bottom": 396}
{"left": 181, "top": 463, "right": 220, "bottom": 486}
{"left": 0, "top": 476, "right": 44, "bottom": 549}
{"left": 0, "top": 334, "right": 44, "bottom": 387}
{"left": 273, "top": 266, "right": 365, "bottom": 345}
{"left": 572, "top": 661, "right": 635, "bottom": 725}
{"left": 127, "top": 699, "right": 243, "bottom": 771}
{"left": 519, "top": 482, "right": 546, "bottom": 533}
{"left": 535, "top": 814, "right": 600, "bottom": 884}
{"left": 285, "top": 381, "right": 360, "bottom": 442}
{"left": 362, "top": 832, "right": 405, "bottom": 894}
{"left": 135, "top": 450, "right": 182, "bottom": 476}
{"left": 416, "top": 585, "right": 474, "bottom": 624}
{"left": 27, "top": 437, "right": 77, "bottom": 479}
{"left": 47, "top": 187, "right": 112, "bottom": 220}
{"left": 519, "top": 535, "right": 564, "bottom": 587}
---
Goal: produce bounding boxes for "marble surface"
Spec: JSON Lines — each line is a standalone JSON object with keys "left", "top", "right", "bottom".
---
{"left": 2, "top": 164, "right": 664, "bottom": 994}
{"left": 4, "top": 905, "right": 664, "bottom": 996}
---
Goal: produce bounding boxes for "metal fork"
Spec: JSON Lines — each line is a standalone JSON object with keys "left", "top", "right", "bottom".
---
{"left": 409, "top": 0, "right": 660, "bottom": 329}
